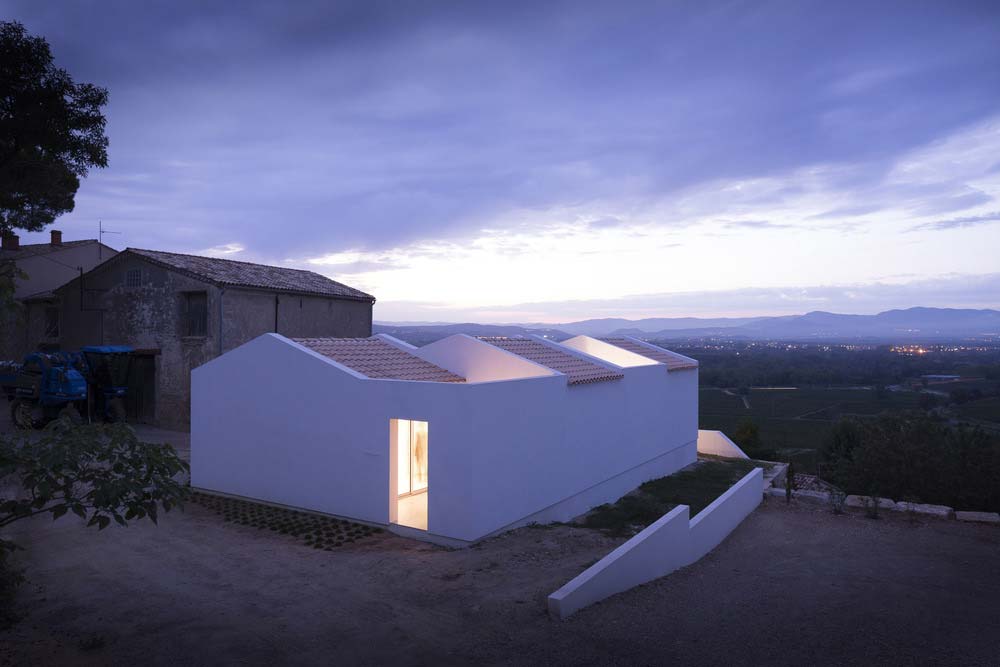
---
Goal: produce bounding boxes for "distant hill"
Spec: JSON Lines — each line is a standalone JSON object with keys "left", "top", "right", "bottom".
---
{"left": 373, "top": 322, "right": 571, "bottom": 345}
{"left": 522, "top": 316, "right": 767, "bottom": 337}
{"left": 640, "top": 308, "right": 1000, "bottom": 341}
{"left": 376, "top": 307, "right": 1000, "bottom": 343}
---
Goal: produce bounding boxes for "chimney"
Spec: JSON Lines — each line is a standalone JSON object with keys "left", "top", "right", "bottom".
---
{"left": 50, "top": 229, "right": 63, "bottom": 246}
{"left": 1, "top": 233, "right": 19, "bottom": 251}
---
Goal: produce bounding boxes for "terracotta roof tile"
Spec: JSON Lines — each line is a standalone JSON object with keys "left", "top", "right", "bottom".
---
{"left": 129, "top": 248, "right": 374, "bottom": 301}
{"left": 600, "top": 338, "right": 699, "bottom": 370}
{"left": 294, "top": 337, "right": 464, "bottom": 383}
{"left": 477, "top": 337, "right": 623, "bottom": 385}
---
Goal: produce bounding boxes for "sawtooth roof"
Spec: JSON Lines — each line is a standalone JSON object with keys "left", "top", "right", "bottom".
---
{"left": 600, "top": 338, "right": 699, "bottom": 370}
{"left": 477, "top": 337, "right": 624, "bottom": 385}
{"left": 127, "top": 248, "right": 374, "bottom": 301}
{"left": 294, "top": 337, "right": 465, "bottom": 383}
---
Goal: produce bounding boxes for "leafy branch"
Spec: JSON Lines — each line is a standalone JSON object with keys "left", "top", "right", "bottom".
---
{"left": 0, "top": 417, "right": 189, "bottom": 533}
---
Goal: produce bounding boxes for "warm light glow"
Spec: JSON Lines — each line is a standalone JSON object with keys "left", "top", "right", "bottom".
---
{"left": 396, "top": 420, "right": 411, "bottom": 496}
{"left": 412, "top": 420, "right": 428, "bottom": 493}
{"left": 396, "top": 419, "right": 428, "bottom": 497}
{"left": 561, "top": 336, "right": 657, "bottom": 368}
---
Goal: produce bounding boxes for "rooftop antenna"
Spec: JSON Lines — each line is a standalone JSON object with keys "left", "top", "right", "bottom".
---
{"left": 98, "top": 220, "right": 121, "bottom": 260}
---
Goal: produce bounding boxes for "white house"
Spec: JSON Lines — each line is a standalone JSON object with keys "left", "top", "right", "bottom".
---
{"left": 191, "top": 332, "right": 700, "bottom": 545}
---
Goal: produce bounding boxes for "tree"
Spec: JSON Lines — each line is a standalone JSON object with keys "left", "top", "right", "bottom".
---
{"left": 1, "top": 417, "right": 188, "bottom": 539}
{"left": 0, "top": 418, "right": 188, "bottom": 626}
{"left": 0, "top": 20, "right": 109, "bottom": 234}
{"left": 732, "top": 419, "right": 762, "bottom": 455}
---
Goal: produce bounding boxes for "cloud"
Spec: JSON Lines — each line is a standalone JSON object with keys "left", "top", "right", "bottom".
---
{"left": 5, "top": 1, "right": 999, "bottom": 322}
{"left": 585, "top": 217, "right": 624, "bottom": 229}
{"left": 718, "top": 219, "right": 791, "bottom": 230}
{"left": 8, "top": 0, "right": 999, "bottom": 260}
{"left": 376, "top": 273, "right": 1000, "bottom": 322}
{"left": 808, "top": 204, "right": 883, "bottom": 219}
{"left": 198, "top": 242, "right": 245, "bottom": 256}
{"left": 909, "top": 190, "right": 993, "bottom": 216}
{"left": 909, "top": 211, "right": 1000, "bottom": 232}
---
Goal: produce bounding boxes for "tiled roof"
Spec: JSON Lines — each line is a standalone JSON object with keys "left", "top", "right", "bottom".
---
{"left": 0, "top": 239, "right": 97, "bottom": 260}
{"left": 600, "top": 338, "right": 699, "bottom": 370}
{"left": 293, "top": 337, "right": 465, "bottom": 383}
{"left": 477, "top": 337, "right": 624, "bottom": 385}
{"left": 128, "top": 248, "right": 374, "bottom": 302}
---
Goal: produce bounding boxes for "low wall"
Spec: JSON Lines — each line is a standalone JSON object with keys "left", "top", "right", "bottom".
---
{"left": 548, "top": 467, "right": 763, "bottom": 619}
{"left": 697, "top": 429, "right": 749, "bottom": 459}
{"left": 493, "top": 440, "right": 696, "bottom": 536}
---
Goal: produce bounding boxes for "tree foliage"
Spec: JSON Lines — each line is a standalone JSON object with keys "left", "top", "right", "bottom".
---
{"left": 681, "top": 344, "right": 1000, "bottom": 390}
{"left": 820, "top": 414, "right": 1000, "bottom": 512}
{"left": 0, "top": 418, "right": 189, "bottom": 534}
{"left": 0, "top": 20, "right": 109, "bottom": 233}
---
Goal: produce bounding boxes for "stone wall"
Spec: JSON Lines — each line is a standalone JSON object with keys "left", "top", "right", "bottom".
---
{"left": 54, "top": 254, "right": 373, "bottom": 429}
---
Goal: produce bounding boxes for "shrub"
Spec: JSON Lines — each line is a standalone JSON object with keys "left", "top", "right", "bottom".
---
{"left": 0, "top": 417, "right": 189, "bottom": 531}
{"left": 819, "top": 414, "right": 1000, "bottom": 512}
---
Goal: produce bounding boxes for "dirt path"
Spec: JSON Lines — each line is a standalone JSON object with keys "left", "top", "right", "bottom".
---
{"left": 722, "top": 388, "right": 751, "bottom": 409}
{"left": 3, "top": 496, "right": 999, "bottom": 666}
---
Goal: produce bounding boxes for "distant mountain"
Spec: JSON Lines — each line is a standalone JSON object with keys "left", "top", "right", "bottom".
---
{"left": 623, "top": 308, "right": 1000, "bottom": 341}
{"left": 520, "top": 316, "right": 767, "bottom": 337}
{"left": 375, "top": 308, "right": 1000, "bottom": 343}
{"left": 374, "top": 322, "right": 571, "bottom": 345}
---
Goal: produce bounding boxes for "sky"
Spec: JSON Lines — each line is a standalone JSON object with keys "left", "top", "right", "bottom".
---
{"left": 6, "top": 0, "right": 1000, "bottom": 323}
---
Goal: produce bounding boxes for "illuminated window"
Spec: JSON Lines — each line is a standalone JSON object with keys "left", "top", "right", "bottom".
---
{"left": 396, "top": 419, "right": 428, "bottom": 497}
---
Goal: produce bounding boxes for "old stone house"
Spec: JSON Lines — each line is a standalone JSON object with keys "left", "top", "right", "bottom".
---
{"left": 0, "top": 230, "right": 118, "bottom": 360}
{"left": 55, "top": 248, "right": 375, "bottom": 429}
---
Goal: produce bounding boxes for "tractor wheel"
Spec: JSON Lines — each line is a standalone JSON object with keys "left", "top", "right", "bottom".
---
{"left": 58, "top": 404, "right": 84, "bottom": 425}
{"left": 10, "top": 399, "right": 41, "bottom": 430}
{"left": 108, "top": 398, "right": 127, "bottom": 423}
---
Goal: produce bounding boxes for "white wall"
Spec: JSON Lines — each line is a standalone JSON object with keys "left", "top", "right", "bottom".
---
{"left": 697, "top": 430, "right": 749, "bottom": 459}
{"left": 191, "top": 334, "right": 395, "bottom": 524}
{"left": 547, "top": 467, "right": 763, "bottom": 619}
{"left": 561, "top": 335, "right": 659, "bottom": 367}
{"left": 193, "top": 333, "right": 700, "bottom": 543}
{"left": 427, "top": 361, "right": 699, "bottom": 541}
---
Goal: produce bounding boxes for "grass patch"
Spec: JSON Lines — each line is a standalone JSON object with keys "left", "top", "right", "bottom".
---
{"left": 582, "top": 459, "right": 757, "bottom": 537}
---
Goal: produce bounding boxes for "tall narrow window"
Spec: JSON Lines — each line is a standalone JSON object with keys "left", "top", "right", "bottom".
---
{"left": 396, "top": 419, "right": 428, "bottom": 497}
{"left": 125, "top": 268, "right": 142, "bottom": 288}
{"left": 185, "top": 291, "right": 208, "bottom": 336}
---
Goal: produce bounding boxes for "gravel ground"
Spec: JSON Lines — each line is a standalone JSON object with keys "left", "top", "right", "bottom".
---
{"left": 2, "top": 490, "right": 998, "bottom": 666}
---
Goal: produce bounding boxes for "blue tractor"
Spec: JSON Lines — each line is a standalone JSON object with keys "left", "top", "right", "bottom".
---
{"left": 1, "top": 346, "right": 134, "bottom": 429}
{"left": 77, "top": 345, "right": 133, "bottom": 424}
{"left": 0, "top": 352, "right": 88, "bottom": 429}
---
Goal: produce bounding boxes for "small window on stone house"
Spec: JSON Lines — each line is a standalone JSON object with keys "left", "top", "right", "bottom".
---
{"left": 125, "top": 268, "right": 142, "bottom": 288}
{"left": 184, "top": 291, "right": 208, "bottom": 337}
{"left": 44, "top": 307, "right": 60, "bottom": 338}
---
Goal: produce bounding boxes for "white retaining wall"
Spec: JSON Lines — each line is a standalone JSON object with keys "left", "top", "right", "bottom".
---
{"left": 547, "top": 467, "right": 764, "bottom": 619}
{"left": 697, "top": 430, "right": 749, "bottom": 459}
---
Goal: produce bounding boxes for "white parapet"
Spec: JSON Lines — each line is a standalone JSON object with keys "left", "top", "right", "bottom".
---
{"left": 697, "top": 429, "right": 749, "bottom": 459}
{"left": 547, "top": 467, "right": 763, "bottom": 619}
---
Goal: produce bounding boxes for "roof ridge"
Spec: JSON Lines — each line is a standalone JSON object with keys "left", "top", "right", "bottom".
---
{"left": 125, "top": 248, "right": 374, "bottom": 301}
{"left": 129, "top": 247, "right": 319, "bottom": 275}
{"left": 478, "top": 336, "right": 624, "bottom": 385}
